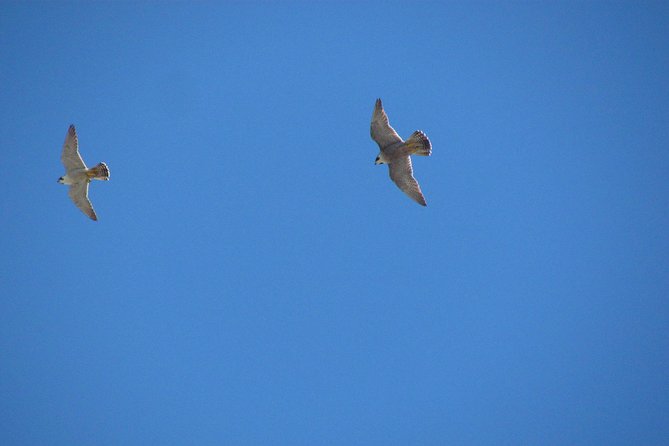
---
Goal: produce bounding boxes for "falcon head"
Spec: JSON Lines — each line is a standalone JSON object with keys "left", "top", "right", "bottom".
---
{"left": 57, "top": 176, "right": 64, "bottom": 184}
{"left": 374, "top": 154, "right": 384, "bottom": 165}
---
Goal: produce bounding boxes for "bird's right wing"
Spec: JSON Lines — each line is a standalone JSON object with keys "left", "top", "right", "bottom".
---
{"left": 61, "top": 125, "right": 87, "bottom": 172}
{"left": 68, "top": 181, "right": 98, "bottom": 220}
{"left": 389, "top": 156, "right": 427, "bottom": 206}
{"left": 371, "top": 98, "right": 403, "bottom": 150}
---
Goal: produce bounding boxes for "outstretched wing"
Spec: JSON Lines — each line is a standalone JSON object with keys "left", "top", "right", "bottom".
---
{"left": 61, "top": 124, "right": 87, "bottom": 172}
{"left": 68, "top": 181, "right": 98, "bottom": 220}
{"left": 371, "top": 98, "right": 402, "bottom": 150}
{"left": 388, "top": 156, "right": 427, "bottom": 206}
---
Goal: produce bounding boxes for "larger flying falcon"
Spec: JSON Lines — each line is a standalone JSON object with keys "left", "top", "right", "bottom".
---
{"left": 370, "top": 98, "right": 432, "bottom": 206}
{"left": 57, "top": 125, "right": 110, "bottom": 221}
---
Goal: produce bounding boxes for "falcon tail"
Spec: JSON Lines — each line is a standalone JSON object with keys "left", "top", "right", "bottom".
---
{"left": 88, "top": 162, "right": 110, "bottom": 181}
{"left": 404, "top": 130, "right": 432, "bottom": 156}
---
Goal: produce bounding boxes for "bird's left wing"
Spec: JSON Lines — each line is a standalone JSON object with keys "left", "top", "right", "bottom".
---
{"left": 371, "top": 98, "right": 403, "bottom": 150}
{"left": 68, "top": 181, "right": 98, "bottom": 220}
{"left": 61, "top": 125, "right": 87, "bottom": 172}
{"left": 388, "top": 156, "right": 427, "bottom": 206}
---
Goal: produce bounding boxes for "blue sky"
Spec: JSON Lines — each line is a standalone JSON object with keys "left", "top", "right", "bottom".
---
{"left": 1, "top": 1, "right": 668, "bottom": 444}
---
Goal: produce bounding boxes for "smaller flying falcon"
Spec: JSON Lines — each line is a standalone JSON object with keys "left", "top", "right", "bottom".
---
{"left": 371, "top": 98, "right": 432, "bottom": 206}
{"left": 57, "top": 125, "right": 110, "bottom": 221}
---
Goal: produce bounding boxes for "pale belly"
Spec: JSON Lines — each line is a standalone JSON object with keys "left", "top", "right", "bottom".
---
{"left": 61, "top": 169, "right": 86, "bottom": 185}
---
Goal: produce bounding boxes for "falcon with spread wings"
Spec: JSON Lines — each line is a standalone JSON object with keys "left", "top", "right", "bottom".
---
{"left": 57, "top": 125, "right": 110, "bottom": 220}
{"left": 371, "top": 99, "right": 432, "bottom": 206}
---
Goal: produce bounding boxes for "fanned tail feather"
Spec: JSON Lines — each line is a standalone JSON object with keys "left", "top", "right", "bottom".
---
{"left": 90, "top": 162, "right": 110, "bottom": 180}
{"left": 404, "top": 130, "right": 432, "bottom": 156}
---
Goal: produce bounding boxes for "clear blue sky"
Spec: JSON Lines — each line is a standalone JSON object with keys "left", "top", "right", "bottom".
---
{"left": 1, "top": 2, "right": 668, "bottom": 444}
